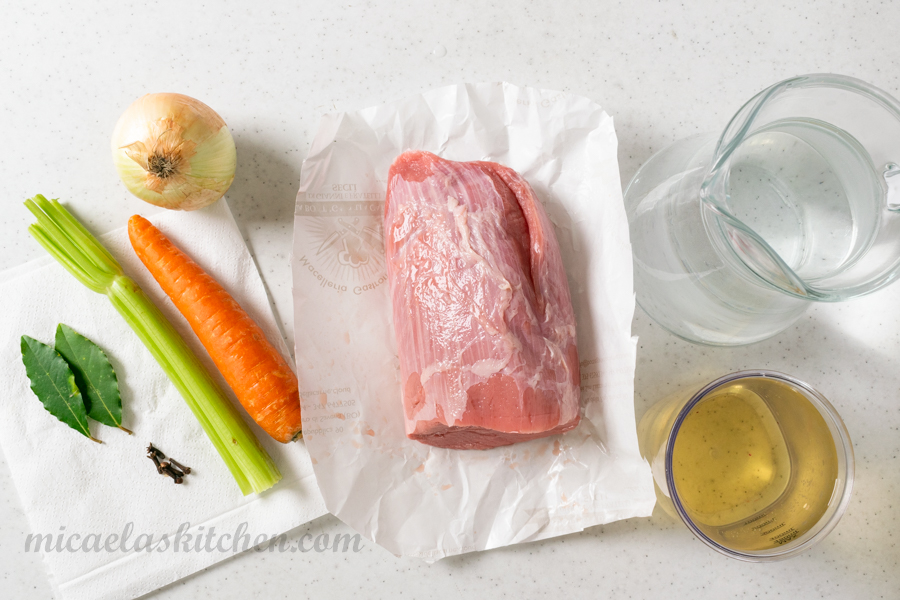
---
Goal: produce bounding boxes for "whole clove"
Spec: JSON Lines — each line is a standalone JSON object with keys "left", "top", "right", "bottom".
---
{"left": 160, "top": 462, "right": 184, "bottom": 484}
{"left": 148, "top": 452, "right": 164, "bottom": 473}
{"left": 167, "top": 457, "right": 191, "bottom": 474}
{"left": 147, "top": 443, "right": 192, "bottom": 485}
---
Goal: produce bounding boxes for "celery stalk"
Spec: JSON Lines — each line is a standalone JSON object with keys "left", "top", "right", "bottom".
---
{"left": 25, "top": 195, "right": 281, "bottom": 495}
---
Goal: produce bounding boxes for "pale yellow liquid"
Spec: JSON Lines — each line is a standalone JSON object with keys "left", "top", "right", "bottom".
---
{"left": 641, "top": 377, "right": 841, "bottom": 553}
{"left": 673, "top": 387, "right": 790, "bottom": 527}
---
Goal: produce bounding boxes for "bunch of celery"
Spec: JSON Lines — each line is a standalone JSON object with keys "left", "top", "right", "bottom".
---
{"left": 25, "top": 195, "right": 281, "bottom": 495}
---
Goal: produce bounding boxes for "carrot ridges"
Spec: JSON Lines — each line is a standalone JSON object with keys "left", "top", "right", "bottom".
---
{"left": 128, "top": 215, "right": 303, "bottom": 443}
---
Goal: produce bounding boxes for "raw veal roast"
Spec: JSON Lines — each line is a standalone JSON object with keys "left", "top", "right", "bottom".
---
{"left": 384, "top": 150, "right": 581, "bottom": 450}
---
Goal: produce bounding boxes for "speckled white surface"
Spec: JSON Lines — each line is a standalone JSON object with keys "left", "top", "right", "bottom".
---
{"left": 1, "top": 1, "right": 899, "bottom": 598}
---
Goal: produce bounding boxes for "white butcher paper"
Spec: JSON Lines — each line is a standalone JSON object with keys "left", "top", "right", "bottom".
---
{"left": 291, "top": 82, "right": 655, "bottom": 559}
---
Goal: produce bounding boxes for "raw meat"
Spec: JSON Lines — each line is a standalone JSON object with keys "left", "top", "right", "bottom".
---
{"left": 384, "top": 151, "right": 581, "bottom": 450}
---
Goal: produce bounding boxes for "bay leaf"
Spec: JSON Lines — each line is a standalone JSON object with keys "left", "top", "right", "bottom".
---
{"left": 20, "top": 335, "right": 99, "bottom": 442}
{"left": 55, "top": 323, "right": 130, "bottom": 433}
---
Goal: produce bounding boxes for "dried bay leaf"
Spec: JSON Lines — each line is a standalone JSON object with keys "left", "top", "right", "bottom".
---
{"left": 20, "top": 335, "right": 99, "bottom": 443}
{"left": 55, "top": 324, "right": 131, "bottom": 433}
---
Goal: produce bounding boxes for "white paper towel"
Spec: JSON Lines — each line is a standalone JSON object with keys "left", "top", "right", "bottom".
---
{"left": 291, "top": 82, "right": 655, "bottom": 559}
{"left": 0, "top": 200, "right": 326, "bottom": 600}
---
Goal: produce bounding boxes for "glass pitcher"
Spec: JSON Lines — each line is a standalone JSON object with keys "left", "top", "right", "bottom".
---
{"left": 625, "top": 74, "right": 900, "bottom": 345}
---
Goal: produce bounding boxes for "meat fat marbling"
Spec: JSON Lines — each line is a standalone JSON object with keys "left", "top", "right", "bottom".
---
{"left": 384, "top": 150, "right": 581, "bottom": 450}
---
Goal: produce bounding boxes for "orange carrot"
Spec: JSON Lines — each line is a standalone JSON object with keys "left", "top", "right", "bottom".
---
{"left": 128, "top": 215, "right": 303, "bottom": 443}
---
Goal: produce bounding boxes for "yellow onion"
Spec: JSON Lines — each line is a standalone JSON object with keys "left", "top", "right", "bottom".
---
{"left": 111, "top": 93, "right": 236, "bottom": 211}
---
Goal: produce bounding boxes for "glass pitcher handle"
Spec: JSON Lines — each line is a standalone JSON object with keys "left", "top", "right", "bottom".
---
{"left": 885, "top": 163, "right": 900, "bottom": 211}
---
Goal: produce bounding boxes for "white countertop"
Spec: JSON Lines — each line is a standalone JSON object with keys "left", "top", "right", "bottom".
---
{"left": 2, "top": 0, "right": 898, "bottom": 597}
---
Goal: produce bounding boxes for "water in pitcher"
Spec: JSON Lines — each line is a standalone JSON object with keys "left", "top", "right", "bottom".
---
{"left": 629, "top": 118, "right": 884, "bottom": 344}
{"left": 627, "top": 75, "right": 900, "bottom": 345}
{"left": 722, "top": 117, "right": 881, "bottom": 283}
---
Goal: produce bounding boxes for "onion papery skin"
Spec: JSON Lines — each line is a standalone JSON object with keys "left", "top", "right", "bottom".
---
{"left": 111, "top": 93, "right": 237, "bottom": 211}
